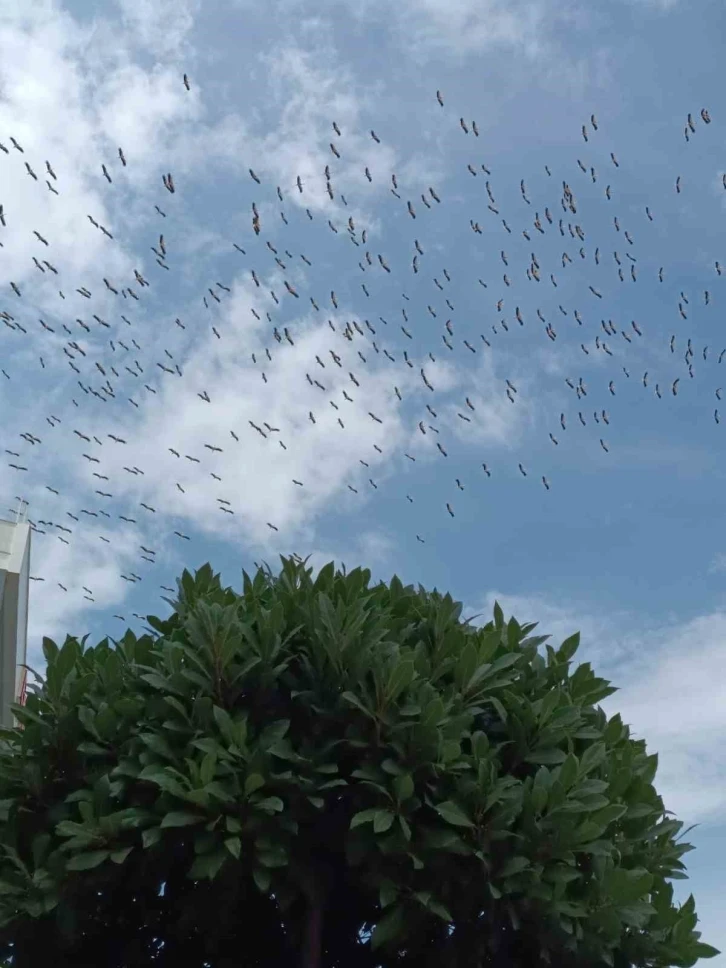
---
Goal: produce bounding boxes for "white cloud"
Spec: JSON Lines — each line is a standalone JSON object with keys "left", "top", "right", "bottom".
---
{"left": 26, "top": 519, "right": 145, "bottom": 654}
{"left": 628, "top": 0, "right": 679, "bottom": 9}
{"left": 85, "top": 297, "right": 414, "bottom": 545}
{"left": 302, "top": 528, "right": 397, "bottom": 578}
{"left": 301, "top": 0, "right": 574, "bottom": 59}
{"left": 397, "top": 0, "right": 551, "bottom": 57}
{"left": 249, "top": 43, "right": 402, "bottom": 227}
{"left": 114, "top": 0, "right": 199, "bottom": 58}
{"left": 603, "top": 613, "right": 726, "bottom": 823}
{"left": 0, "top": 3, "right": 426, "bottom": 649}
{"left": 0, "top": 0, "right": 233, "bottom": 643}
{"left": 0, "top": 0, "right": 491, "bottom": 631}
{"left": 442, "top": 355, "right": 535, "bottom": 449}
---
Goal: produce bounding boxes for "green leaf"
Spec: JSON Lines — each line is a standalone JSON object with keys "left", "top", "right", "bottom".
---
{"left": 574, "top": 778, "right": 610, "bottom": 798}
{"left": 386, "top": 659, "right": 415, "bottom": 701}
{"left": 319, "top": 779, "right": 347, "bottom": 790}
{"left": 189, "top": 850, "right": 227, "bottom": 881}
{"left": 573, "top": 819, "right": 607, "bottom": 844}
{"left": 456, "top": 641, "right": 479, "bottom": 689}
{"left": 371, "top": 905, "right": 405, "bottom": 950}
{"left": 161, "top": 811, "right": 203, "bottom": 828}
{"left": 42, "top": 637, "right": 59, "bottom": 664}
{"left": 256, "top": 797, "right": 284, "bottom": 814}
{"left": 225, "top": 836, "right": 241, "bottom": 859}
{"left": 556, "top": 901, "right": 587, "bottom": 918}
{"left": 145, "top": 614, "right": 169, "bottom": 634}
{"left": 260, "top": 719, "right": 290, "bottom": 749}
{"left": 530, "top": 782, "right": 548, "bottom": 814}
{"left": 618, "top": 901, "right": 657, "bottom": 928}
{"left": 428, "top": 900, "right": 453, "bottom": 922}
{"left": 253, "top": 867, "right": 271, "bottom": 892}
{"left": 76, "top": 741, "right": 108, "bottom": 756}
{"left": 692, "top": 943, "right": 721, "bottom": 959}
{"left": 55, "top": 820, "right": 88, "bottom": 838}
{"left": 373, "top": 810, "right": 395, "bottom": 833}
{"left": 501, "top": 856, "right": 530, "bottom": 878}
{"left": 581, "top": 839, "right": 615, "bottom": 858}
{"left": 341, "top": 691, "right": 375, "bottom": 718}
{"left": 625, "top": 803, "right": 658, "bottom": 820}
{"left": 200, "top": 752, "right": 217, "bottom": 786}
{"left": 137, "top": 766, "right": 186, "bottom": 797}
{"left": 213, "top": 705, "right": 238, "bottom": 744}
{"left": 558, "top": 753, "right": 579, "bottom": 791}
{"left": 110, "top": 847, "right": 133, "bottom": 864}
{"left": 142, "top": 828, "right": 161, "bottom": 849}
{"left": 314, "top": 763, "right": 339, "bottom": 774}
{"left": 589, "top": 803, "right": 627, "bottom": 832}
{"left": 66, "top": 851, "right": 109, "bottom": 871}
{"left": 558, "top": 632, "right": 580, "bottom": 662}
{"left": 379, "top": 879, "right": 398, "bottom": 908}
{"left": 394, "top": 773, "right": 414, "bottom": 803}
{"left": 381, "top": 758, "right": 402, "bottom": 776}
{"left": 471, "top": 731, "right": 490, "bottom": 759}
{"left": 434, "top": 800, "right": 474, "bottom": 828}
{"left": 604, "top": 867, "right": 654, "bottom": 904}
{"left": 488, "top": 696, "right": 508, "bottom": 723}
{"left": 245, "top": 773, "right": 265, "bottom": 795}
{"left": 465, "top": 662, "right": 491, "bottom": 693}
{"left": 493, "top": 602, "right": 504, "bottom": 630}
{"left": 257, "top": 845, "right": 288, "bottom": 868}
{"left": 579, "top": 742, "right": 607, "bottom": 776}
{"left": 507, "top": 617, "right": 522, "bottom": 650}
{"left": 526, "top": 748, "right": 567, "bottom": 765}
{"left": 350, "top": 809, "right": 378, "bottom": 829}
{"left": 477, "top": 663, "right": 516, "bottom": 696}
{"left": 603, "top": 714, "right": 624, "bottom": 745}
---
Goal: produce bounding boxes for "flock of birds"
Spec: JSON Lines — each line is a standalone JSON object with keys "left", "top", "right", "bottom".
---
{"left": 1, "top": 76, "right": 724, "bottom": 624}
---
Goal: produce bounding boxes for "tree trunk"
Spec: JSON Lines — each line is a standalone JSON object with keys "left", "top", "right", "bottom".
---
{"left": 302, "top": 894, "right": 323, "bottom": 968}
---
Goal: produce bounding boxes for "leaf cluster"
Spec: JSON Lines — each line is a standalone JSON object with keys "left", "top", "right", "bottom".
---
{"left": 0, "top": 558, "right": 717, "bottom": 967}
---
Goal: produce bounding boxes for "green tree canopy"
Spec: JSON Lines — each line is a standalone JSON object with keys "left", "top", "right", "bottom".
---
{"left": 0, "top": 557, "right": 718, "bottom": 967}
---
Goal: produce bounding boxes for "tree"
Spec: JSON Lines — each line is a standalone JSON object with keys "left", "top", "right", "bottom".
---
{"left": 0, "top": 557, "right": 718, "bottom": 967}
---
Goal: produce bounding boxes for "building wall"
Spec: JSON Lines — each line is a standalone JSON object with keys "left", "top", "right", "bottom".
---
{"left": 0, "top": 520, "right": 31, "bottom": 727}
{"left": 0, "top": 519, "right": 18, "bottom": 557}
{"left": 14, "top": 531, "right": 29, "bottom": 709}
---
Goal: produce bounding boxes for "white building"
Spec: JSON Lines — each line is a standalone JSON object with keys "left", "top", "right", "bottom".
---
{"left": 0, "top": 499, "right": 31, "bottom": 727}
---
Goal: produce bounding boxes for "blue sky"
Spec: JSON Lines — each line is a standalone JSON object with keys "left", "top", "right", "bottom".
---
{"left": 1, "top": 0, "right": 725, "bottom": 958}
